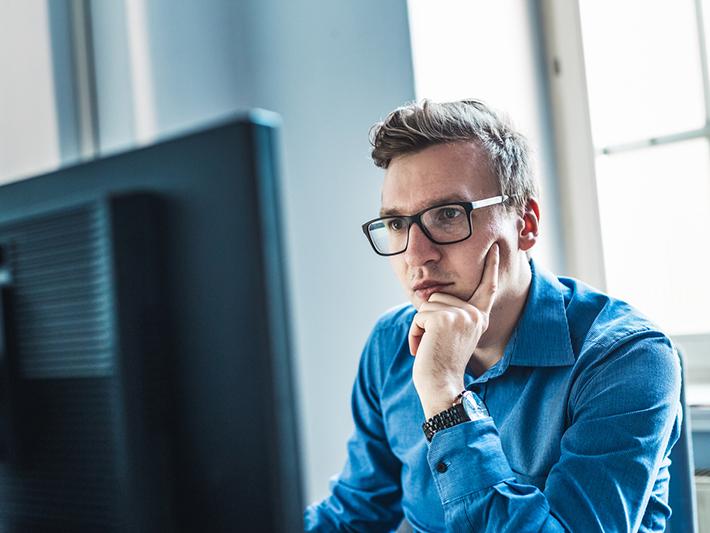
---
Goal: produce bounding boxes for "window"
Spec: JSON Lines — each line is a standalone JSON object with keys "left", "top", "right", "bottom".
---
{"left": 543, "top": 0, "right": 710, "bottom": 382}
{"left": 579, "top": 0, "right": 710, "bottom": 336}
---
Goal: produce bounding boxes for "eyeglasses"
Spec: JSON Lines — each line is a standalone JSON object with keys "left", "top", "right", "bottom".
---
{"left": 361, "top": 195, "right": 508, "bottom": 256}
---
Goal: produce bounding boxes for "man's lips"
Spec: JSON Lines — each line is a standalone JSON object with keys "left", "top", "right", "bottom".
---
{"left": 412, "top": 282, "right": 454, "bottom": 300}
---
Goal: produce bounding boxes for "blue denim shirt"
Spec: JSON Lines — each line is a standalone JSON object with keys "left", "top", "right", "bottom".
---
{"left": 305, "top": 260, "right": 682, "bottom": 532}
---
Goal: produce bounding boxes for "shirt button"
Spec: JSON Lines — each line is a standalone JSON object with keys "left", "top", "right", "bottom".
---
{"left": 436, "top": 462, "right": 448, "bottom": 473}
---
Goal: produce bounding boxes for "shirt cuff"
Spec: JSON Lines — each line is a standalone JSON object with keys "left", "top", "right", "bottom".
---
{"left": 426, "top": 417, "right": 515, "bottom": 504}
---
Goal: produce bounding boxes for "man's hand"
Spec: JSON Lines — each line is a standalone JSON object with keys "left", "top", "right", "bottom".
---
{"left": 409, "top": 243, "right": 499, "bottom": 420}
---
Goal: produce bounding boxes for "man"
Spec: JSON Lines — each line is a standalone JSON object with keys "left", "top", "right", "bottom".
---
{"left": 304, "top": 100, "right": 681, "bottom": 532}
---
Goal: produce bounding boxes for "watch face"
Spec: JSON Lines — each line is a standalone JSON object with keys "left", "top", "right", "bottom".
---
{"left": 461, "top": 391, "right": 489, "bottom": 421}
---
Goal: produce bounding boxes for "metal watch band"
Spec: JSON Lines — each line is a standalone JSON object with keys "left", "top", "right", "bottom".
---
{"left": 422, "top": 402, "right": 468, "bottom": 442}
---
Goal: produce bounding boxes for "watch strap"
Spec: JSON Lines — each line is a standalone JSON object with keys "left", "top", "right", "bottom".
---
{"left": 422, "top": 402, "right": 468, "bottom": 442}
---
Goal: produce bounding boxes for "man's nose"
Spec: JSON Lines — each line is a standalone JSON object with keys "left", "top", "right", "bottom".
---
{"left": 404, "top": 222, "right": 441, "bottom": 267}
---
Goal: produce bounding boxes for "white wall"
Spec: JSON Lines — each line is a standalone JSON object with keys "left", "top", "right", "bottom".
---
{"left": 238, "top": 0, "right": 415, "bottom": 503}
{"left": 0, "top": 0, "right": 61, "bottom": 182}
{"left": 87, "top": 0, "right": 414, "bottom": 504}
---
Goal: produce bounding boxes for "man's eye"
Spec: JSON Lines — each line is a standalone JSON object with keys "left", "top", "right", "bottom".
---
{"left": 387, "top": 218, "right": 405, "bottom": 231}
{"left": 438, "top": 207, "right": 461, "bottom": 221}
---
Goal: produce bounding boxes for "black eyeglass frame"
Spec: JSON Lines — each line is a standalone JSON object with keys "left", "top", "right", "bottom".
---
{"left": 361, "top": 195, "right": 508, "bottom": 257}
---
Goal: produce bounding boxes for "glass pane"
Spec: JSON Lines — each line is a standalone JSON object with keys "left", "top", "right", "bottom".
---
{"left": 595, "top": 139, "right": 710, "bottom": 334}
{"left": 579, "top": 0, "right": 705, "bottom": 146}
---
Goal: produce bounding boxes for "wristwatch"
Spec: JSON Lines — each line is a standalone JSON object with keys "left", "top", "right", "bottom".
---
{"left": 422, "top": 390, "right": 489, "bottom": 442}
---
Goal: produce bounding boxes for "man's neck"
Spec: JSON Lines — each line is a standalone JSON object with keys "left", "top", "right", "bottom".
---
{"left": 468, "top": 255, "right": 532, "bottom": 377}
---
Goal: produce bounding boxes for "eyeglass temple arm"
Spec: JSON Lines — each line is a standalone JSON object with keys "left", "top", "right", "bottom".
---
{"left": 470, "top": 195, "right": 508, "bottom": 209}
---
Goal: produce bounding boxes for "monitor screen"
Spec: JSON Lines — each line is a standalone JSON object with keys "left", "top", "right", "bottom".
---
{"left": 0, "top": 112, "right": 303, "bottom": 532}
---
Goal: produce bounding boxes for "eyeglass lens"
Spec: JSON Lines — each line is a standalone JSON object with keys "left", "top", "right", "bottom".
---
{"left": 367, "top": 204, "right": 470, "bottom": 255}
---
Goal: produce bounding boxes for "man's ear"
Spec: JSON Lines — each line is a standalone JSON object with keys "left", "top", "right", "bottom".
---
{"left": 518, "top": 198, "right": 540, "bottom": 252}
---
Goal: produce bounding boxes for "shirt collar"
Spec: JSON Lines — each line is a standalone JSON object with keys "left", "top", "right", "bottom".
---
{"left": 507, "top": 259, "right": 576, "bottom": 367}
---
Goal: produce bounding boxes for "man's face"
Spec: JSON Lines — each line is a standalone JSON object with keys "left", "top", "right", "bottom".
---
{"left": 381, "top": 141, "right": 521, "bottom": 310}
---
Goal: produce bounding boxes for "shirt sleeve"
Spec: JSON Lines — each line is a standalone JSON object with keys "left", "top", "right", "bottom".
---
{"left": 304, "top": 325, "right": 404, "bottom": 532}
{"left": 425, "top": 333, "right": 682, "bottom": 533}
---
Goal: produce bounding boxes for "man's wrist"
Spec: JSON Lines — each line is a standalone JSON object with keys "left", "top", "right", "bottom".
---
{"left": 416, "top": 382, "right": 463, "bottom": 420}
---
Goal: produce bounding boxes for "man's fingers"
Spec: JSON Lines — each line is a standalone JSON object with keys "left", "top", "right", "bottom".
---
{"left": 469, "top": 243, "right": 499, "bottom": 314}
{"left": 409, "top": 334, "right": 422, "bottom": 357}
{"left": 427, "top": 292, "right": 467, "bottom": 309}
{"left": 418, "top": 300, "right": 458, "bottom": 313}
{"left": 408, "top": 310, "right": 434, "bottom": 356}
{"left": 408, "top": 320, "right": 423, "bottom": 356}
{"left": 412, "top": 252, "right": 499, "bottom": 354}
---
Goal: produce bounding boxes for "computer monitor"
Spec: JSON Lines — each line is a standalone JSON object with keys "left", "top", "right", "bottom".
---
{"left": 0, "top": 112, "right": 303, "bottom": 532}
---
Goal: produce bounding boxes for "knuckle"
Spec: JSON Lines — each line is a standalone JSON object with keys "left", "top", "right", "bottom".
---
{"left": 451, "top": 308, "right": 469, "bottom": 328}
{"left": 439, "top": 312, "right": 455, "bottom": 326}
{"left": 470, "top": 307, "right": 484, "bottom": 324}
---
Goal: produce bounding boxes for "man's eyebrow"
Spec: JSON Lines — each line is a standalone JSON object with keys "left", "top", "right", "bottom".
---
{"left": 379, "top": 196, "right": 470, "bottom": 217}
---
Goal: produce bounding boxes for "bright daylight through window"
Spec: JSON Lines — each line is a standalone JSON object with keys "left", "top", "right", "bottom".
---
{"left": 579, "top": 0, "right": 710, "bottom": 335}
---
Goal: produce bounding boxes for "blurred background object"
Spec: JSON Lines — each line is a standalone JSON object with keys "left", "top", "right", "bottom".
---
{"left": 0, "top": 115, "right": 303, "bottom": 532}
